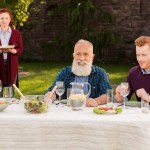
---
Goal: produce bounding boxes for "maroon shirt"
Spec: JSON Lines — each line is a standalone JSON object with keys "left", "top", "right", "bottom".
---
{"left": 127, "top": 66, "right": 150, "bottom": 101}
{"left": 0, "top": 28, "right": 23, "bottom": 87}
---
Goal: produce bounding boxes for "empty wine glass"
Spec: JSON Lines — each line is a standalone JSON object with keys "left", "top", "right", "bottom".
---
{"left": 56, "top": 81, "right": 65, "bottom": 106}
{"left": 119, "top": 82, "right": 130, "bottom": 109}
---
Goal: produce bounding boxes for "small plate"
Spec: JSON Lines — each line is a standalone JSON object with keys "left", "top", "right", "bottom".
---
{"left": 125, "top": 101, "right": 141, "bottom": 107}
{"left": 0, "top": 45, "right": 14, "bottom": 49}
{"left": 0, "top": 101, "right": 9, "bottom": 112}
{"left": 93, "top": 107, "right": 122, "bottom": 115}
{"left": 0, "top": 98, "right": 19, "bottom": 104}
{"left": 60, "top": 99, "right": 67, "bottom": 104}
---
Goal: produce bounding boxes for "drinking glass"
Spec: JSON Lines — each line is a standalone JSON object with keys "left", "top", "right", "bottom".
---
{"left": 119, "top": 82, "right": 130, "bottom": 109}
{"left": 106, "top": 89, "right": 114, "bottom": 107}
{"left": 67, "top": 88, "right": 71, "bottom": 106}
{"left": 56, "top": 81, "right": 65, "bottom": 105}
{"left": 141, "top": 98, "right": 150, "bottom": 113}
{"left": 3, "top": 87, "right": 13, "bottom": 98}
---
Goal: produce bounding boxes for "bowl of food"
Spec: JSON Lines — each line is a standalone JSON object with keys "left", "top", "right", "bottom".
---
{"left": 93, "top": 107, "right": 123, "bottom": 115}
{"left": 23, "top": 95, "right": 49, "bottom": 113}
{"left": 0, "top": 99, "right": 9, "bottom": 112}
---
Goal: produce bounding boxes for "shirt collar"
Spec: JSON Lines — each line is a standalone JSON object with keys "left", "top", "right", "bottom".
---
{"left": 91, "top": 65, "right": 96, "bottom": 74}
{"left": 8, "top": 27, "right": 11, "bottom": 33}
{"left": 141, "top": 68, "right": 150, "bottom": 74}
{"left": 0, "top": 27, "right": 11, "bottom": 33}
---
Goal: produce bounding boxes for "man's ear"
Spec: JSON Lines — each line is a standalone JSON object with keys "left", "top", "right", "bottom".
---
{"left": 93, "top": 54, "right": 95, "bottom": 59}
{"left": 73, "top": 53, "right": 75, "bottom": 58}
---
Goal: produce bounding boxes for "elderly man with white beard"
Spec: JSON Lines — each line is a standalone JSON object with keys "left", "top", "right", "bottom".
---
{"left": 46, "top": 39, "right": 112, "bottom": 107}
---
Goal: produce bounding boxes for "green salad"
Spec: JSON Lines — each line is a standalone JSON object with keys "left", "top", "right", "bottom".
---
{"left": 24, "top": 97, "right": 47, "bottom": 113}
{"left": 93, "top": 107, "right": 122, "bottom": 114}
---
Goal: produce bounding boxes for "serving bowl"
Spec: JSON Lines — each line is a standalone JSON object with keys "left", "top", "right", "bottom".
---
{"left": 23, "top": 95, "right": 51, "bottom": 113}
{"left": 0, "top": 99, "right": 9, "bottom": 112}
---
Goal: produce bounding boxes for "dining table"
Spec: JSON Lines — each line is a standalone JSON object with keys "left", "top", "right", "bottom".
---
{"left": 0, "top": 101, "right": 150, "bottom": 150}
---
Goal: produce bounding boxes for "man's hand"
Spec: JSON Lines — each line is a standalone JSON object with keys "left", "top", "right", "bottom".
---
{"left": 136, "top": 88, "right": 150, "bottom": 102}
{"left": 114, "top": 85, "right": 124, "bottom": 103}
{"left": 44, "top": 91, "right": 56, "bottom": 103}
{"left": 86, "top": 94, "right": 108, "bottom": 107}
{"left": 86, "top": 98, "right": 99, "bottom": 107}
{"left": 136, "top": 88, "right": 147, "bottom": 97}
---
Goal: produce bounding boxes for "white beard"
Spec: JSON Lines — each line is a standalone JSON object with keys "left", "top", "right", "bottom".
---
{"left": 72, "top": 60, "right": 92, "bottom": 76}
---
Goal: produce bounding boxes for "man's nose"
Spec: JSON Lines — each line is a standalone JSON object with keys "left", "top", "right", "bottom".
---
{"left": 80, "top": 55, "right": 85, "bottom": 60}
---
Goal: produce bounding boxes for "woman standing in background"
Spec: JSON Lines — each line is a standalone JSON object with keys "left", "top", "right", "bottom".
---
{"left": 0, "top": 8, "right": 23, "bottom": 96}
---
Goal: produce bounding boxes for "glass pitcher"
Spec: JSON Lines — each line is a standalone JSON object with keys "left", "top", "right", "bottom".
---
{"left": 69, "top": 82, "right": 91, "bottom": 110}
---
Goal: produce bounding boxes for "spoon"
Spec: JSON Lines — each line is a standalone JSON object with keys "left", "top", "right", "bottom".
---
{"left": 13, "top": 84, "right": 26, "bottom": 100}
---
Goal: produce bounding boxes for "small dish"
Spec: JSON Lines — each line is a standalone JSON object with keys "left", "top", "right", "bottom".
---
{"left": 93, "top": 107, "right": 122, "bottom": 115}
{"left": 0, "top": 99, "right": 9, "bottom": 112}
{"left": 0, "top": 98, "right": 18, "bottom": 104}
{"left": 0, "top": 45, "right": 14, "bottom": 49}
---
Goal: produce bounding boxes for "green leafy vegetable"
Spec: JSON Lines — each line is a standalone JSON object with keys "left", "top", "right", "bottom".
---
{"left": 93, "top": 107, "right": 122, "bottom": 115}
{"left": 114, "top": 107, "right": 122, "bottom": 113}
{"left": 93, "top": 108, "right": 106, "bottom": 114}
{"left": 24, "top": 98, "right": 47, "bottom": 113}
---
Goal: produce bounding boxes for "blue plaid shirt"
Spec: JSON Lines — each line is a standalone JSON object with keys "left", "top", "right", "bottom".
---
{"left": 48, "top": 65, "right": 111, "bottom": 99}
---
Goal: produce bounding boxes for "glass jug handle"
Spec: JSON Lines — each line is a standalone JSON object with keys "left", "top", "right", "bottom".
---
{"left": 0, "top": 80, "right": 2, "bottom": 97}
{"left": 84, "top": 83, "right": 91, "bottom": 98}
{"left": 0, "top": 80, "right": 2, "bottom": 92}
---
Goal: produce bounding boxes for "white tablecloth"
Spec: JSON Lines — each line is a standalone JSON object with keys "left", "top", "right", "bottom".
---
{"left": 0, "top": 103, "right": 150, "bottom": 150}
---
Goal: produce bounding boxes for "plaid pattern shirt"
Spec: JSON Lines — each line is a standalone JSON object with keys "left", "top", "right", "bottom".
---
{"left": 48, "top": 65, "right": 111, "bottom": 99}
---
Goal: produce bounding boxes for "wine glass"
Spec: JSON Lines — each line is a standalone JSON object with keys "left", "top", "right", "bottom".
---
{"left": 56, "top": 81, "right": 65, "bottom": 105}
{"left": 119, "top": 82, "right": 130, "bottom": 109}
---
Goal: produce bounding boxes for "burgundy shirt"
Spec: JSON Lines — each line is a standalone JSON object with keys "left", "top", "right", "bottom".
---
{"left": 127, "top": 66, "right": 150, "bottom": 101}
{"left": 0, "top": 28, "right": 23, "bottom": 87}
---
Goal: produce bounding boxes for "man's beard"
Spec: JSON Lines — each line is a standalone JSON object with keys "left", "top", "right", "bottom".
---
{"left": 71, "top": 60, "right": 92, "bottom": 76}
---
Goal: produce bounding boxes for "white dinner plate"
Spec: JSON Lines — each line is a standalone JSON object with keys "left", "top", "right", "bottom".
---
{"left": 99, "top": 111, "right": 117, "bottom": 115}
{"left": 0, "top": 45, "right": 14, "bottom": 49}
{"left": 0, "top": 98, "right": 19, "bottom": 104}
